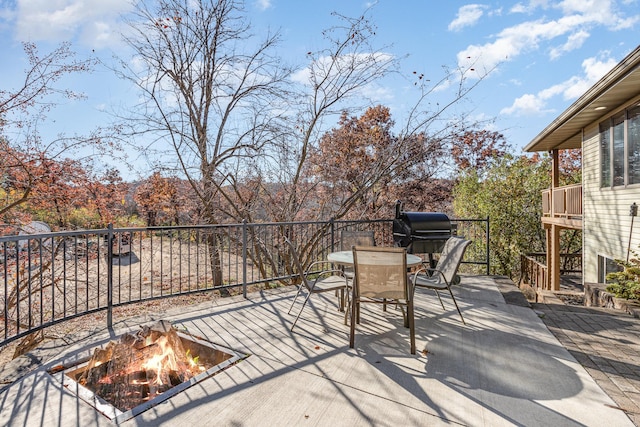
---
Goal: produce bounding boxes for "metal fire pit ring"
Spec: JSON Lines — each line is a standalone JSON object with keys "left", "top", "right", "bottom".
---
{"left": 48, "top": 329, "right": 248, "bottom": 423}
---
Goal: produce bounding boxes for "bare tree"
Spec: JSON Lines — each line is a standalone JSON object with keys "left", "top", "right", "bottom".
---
{"left": 251, "top": 9, "right": 494, "bottom": 226}
{"left": 204, "top": 8, "right": 404, "bottom": 273}
{"left": 117, "top": 1, "right": 493, "bottom": 279}
{"left": 266, "top": 11, "right": 398, "bottom": 223}
{"left": 189, "top": 6, "right": 401, "bottom": 246}
{"left": 0, "top": 40, "right": 120, "bottom": 357}
{"left": 118, "top": 0, "right": 291, "bottom": 285}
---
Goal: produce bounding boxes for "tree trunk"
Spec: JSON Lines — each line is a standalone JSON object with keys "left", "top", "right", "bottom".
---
{"left": 205, "top": 231, "right": 226, "bottom": 296}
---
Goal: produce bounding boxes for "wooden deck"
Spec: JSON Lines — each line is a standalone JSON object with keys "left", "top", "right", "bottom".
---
{"left": 0, "top": 275, "right": 633, "bottom": 426}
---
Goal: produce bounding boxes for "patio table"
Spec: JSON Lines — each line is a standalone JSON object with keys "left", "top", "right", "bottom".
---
{"left": 327, "top": 250, "right": 423, "bottom": 267}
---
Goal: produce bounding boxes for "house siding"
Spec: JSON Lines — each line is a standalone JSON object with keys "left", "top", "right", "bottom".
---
{"left": 583, "top": 112, "right": 640, "bottom": 284}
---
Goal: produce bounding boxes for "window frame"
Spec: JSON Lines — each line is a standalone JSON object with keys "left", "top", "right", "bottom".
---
{"left": 598, "top": 254, "right": 623, "bottom": 284}
{"left": 600, "top": 105, "right": 640, "bottom": 188}
{"left": 600, "top": 120, "right": 611, "bottom": 187}
{"left": 628, "top": 106, "right": 640, "bottom": 185}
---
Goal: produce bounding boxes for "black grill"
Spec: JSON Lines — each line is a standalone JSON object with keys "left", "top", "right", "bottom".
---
{"left": 393, "top": 201, "right": 452, "bottom": 256}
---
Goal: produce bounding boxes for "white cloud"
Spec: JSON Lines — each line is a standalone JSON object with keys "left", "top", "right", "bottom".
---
{"left": 558, "top": 0, "right": 640, "bottom": 29}
{"left": 458, "top": 0, "right": 640, "bottom": 74}
{"left": 292, "top": 52, "right": 395, "bottom": 85}
{"left": 510, "top": 3, "right": 527, "bottom": 13}
{"left": 488, "top": 7, "right": 504, "bottom": 17}
{"left": 563, "top": 55, "right": 618, "bottom": 97}
{"left": 583, "top": 54, "right": 618, "bottom": 80}
{"left": 13, "top": 0, "right": 133, "bottom": 49}
{"left": 510, "top": 0, "right": 551, "bottom": 14}
{"left": 359, "top": 83, "right": 394, "bottom": 102}
{"left": 0, "top": 4, "right": 15, "bottom": 21}
{"left": 291, "top": 52, "right": 395, "bottom": 104}
{"left": 558, "top": 0, "right": 613, "bottom": 20}
{"left": 549, "top": 29, "right": 589, "bottom": 59}
{"left": 501, "top": 93, "right": 551, "bottom": 116}
{"left": 457, "top": 18, "right": 568, "bottom": 74}
{"left": 255, "top": 0, "right": 272, "bottom": 11}
{"left": 500, "top": 54, "right": 618, "bottom": 116}
{"left": 448, "top": 4, "right": 488, "bottom": 32}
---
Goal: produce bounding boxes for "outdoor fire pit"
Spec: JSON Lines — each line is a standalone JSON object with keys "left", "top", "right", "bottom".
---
{"left": 48, "top": 320, "right": 247, "bottom": 423}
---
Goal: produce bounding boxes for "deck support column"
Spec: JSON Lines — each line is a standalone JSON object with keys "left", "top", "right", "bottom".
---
{"left": 546, "top": 149, "right": 561, "bottom": 292}
{"left": 544, "top": 224, "right": 561, "bottom": 291}
{"left": 550, "top": 224, "right": 561, "bottom": 291}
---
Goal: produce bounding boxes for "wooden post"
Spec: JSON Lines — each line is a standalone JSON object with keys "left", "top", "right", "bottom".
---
{"left": 550, "top": 224, "right": 561, "bottom": 291}
{"left": 545, "top": 225, "right": 551, "bottom": 290}
{"left": 551, "top": 149, "right": 560, "bottom": 188}
{"left": 549, "top": 149, "right": 561, "bottom": 291}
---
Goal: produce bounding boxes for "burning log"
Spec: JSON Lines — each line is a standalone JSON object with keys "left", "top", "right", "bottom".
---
{"left": 76, "top": 321, "right": 204, "bottom": 412}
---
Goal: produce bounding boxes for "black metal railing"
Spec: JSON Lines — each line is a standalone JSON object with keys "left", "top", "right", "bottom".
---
{"left": 0, "top": 218, "right": 488, "bottom": 348}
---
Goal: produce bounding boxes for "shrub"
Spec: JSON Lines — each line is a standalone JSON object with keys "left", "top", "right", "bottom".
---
{"left": 606, "top": 256, "right": 640, "bottom": 300}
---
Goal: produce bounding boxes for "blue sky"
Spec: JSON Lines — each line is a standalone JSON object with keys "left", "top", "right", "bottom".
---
{"left": 1, "top": 0, "right": 639, "bottom": 180}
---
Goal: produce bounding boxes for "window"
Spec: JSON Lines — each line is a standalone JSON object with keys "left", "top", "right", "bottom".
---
{"left": 600, "top": 121, "right": 611, "bottom": 186}
{"left": 613, "top": 113, "right": 625, "bottom": 186}
{"left": 600, "top": 105, "right": 640, "bottom": 187}
{"left": 598, "top": 254, "right": 623, "bottom": 283}
{"left": 629, "top": 106, "right": 640, "bottom": 184}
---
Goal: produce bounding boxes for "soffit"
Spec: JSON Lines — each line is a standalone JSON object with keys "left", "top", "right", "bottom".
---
{"left": 525, "top": 46, "right": 640, "bottom": 152}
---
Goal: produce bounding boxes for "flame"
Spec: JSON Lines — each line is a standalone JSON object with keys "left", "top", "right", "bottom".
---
{"left": 185, "top": 350, "right": 206, "bottom": 372}
{"left": 185, "top": 349, "right": 199, "bottom": 369}
{"left": 141, "top": 336, "right": 178, "bottom": 386}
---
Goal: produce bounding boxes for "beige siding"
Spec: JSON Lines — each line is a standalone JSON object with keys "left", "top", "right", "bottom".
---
{"left": 583, "top": 117, "right": 640, "bottom": 283}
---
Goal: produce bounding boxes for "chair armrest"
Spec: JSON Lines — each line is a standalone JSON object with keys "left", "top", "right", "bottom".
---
{"left": 411, "top": 267, "right": 446, "bottom": 284}
{"left": 412, "top": 266, "right": 438, "bottom": 277}
{"left": 307, "top": 260, "right": 335, "bottom": 271}
{"left": 305, "top": 261, "right": 347, "bottom": 278}
{"left": 314, "top": 269, "right": 347, "bottom": 277}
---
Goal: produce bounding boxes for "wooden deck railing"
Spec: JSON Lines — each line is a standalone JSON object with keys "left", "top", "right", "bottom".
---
{"left": 542, "top": 184, "right": 582, "bottom": 218}
{"left": 519, "top": 252, "right": 582, "bottom": 292}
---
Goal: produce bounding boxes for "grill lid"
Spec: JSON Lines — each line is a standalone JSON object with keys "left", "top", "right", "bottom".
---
{"left": 393, "top": 201, "right": 452, "bottom": 254}
{"left": 395, "top": 212, "right": 451, "bottom": 235}
{"left": 394, "top": 201, "right": 451, "bottom": 235}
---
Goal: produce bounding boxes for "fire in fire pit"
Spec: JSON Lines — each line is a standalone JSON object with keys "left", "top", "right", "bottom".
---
{"left": 49, "top": 320, "right": 247, "bottom": 423}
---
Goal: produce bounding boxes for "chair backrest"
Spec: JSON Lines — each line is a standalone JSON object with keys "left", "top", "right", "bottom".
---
{"left": 352, "top": 246, "right": 409, "bottom": 300}
{"left": 340, "top": 230, "right": 375, "bottom": 251}
{"left": 284, "top": 239, "right": 311, "bottom": 290}
{"left": 434, "top": 237, "right": 472, "bottom": 283}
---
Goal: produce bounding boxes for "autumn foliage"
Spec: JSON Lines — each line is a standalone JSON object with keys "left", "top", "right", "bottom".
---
{"left": 307, "top": 105, "right": 446, "bottom": 219}
{"left": 451, "top": 129, "right": 509, "bottom": 171}
{"left": 133, "top": 172, "right": 198, "bottom": 226}
{"left": 0, "top": 147, "right": 131, "bottom": 229}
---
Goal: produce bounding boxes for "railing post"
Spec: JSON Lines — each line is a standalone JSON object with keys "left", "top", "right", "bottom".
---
{"left": 107, "top": 223, "right": 114, "bottom": 329}
{"left": 242, "top": 219, "right": 248, "bottom": 299}
{"left": 485, "top": 216, "right": 490, "bottom": 275}
{"left": 330, "top": 218, "right": 335, "bottom": 251}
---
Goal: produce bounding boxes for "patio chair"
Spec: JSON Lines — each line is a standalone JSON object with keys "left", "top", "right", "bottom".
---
{"left": 411, "top": 237, "right": 471, "bottom": 325}
{"left": 285, "top": 239, "right": 349, "bottom": 331}
{"left": 339, "top": 230, "right": 375, "bottom": 280}
{"left": 349, "top": 246, "right": 415, "bottom": 354}
{"left": 340, "top": 230, "right": 375, "bottom": 250}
